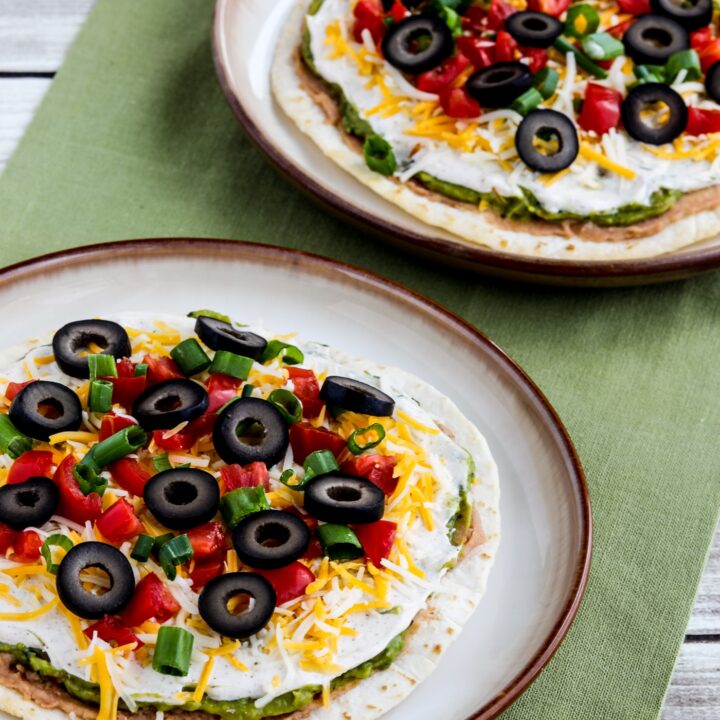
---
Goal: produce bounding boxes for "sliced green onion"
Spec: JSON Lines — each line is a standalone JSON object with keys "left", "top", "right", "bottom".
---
{"left": 437, "top": 5, "right": 462, "bottom": 37}
{"left": 581, "top": 32, "right": 624, "bottom": 61}
{"left": 153, "top": 453, "right": 173, "bottom": 473}
{"left": 666, "top": 49, "right": 701, "bottom": 83}
{"left": 363, "top": 134, "right": 397, "bottom": 177}
{"left": 153, "top": 626, "right": 194, "bottom": 676}
{"left": 565, "top": 4, "right": 600, "bottom": 38}
{"left": 187, "top": 309, "right": 232, "bottom": 324}
{"left": 533, "top": 67, "right": 560, "bottom": 99}
{"left": 633, "top": 64, "right": 666, "bottom": 84}
{"left": 92, "top": 426, "right": 147, "bottom": 467}
{"left": 209, "top": 351, "right": 253, "bottom": 380}
{"left": 74, "top": 463, "right": 109, "bottom": 496}
{"left": 131, "top": 534, "right": 155, "bottom": 562}
{"left": 134, "top": 363, "right": 149, "bottom": 377}
{"left": 241, "top": 384, "right": 254, "bottom": 398}
{"left": 279, "top": 469, "right": 300, "bottom": 488}
{"left": 89, "top": 379, "right": 114, "bottom": 413}
{"left": 220, "top": 486, "right": 269, "bottom": 528}
{"left": 170, "top": 338, "right": 211, "bottom": 377}
{"left": 88, "top": 354, "right": 117, "bottom": 380}
{"left": 510, "top": 87, "right": 543, "bottom": 115}
{"left": 554, "top": 37, "right": 608, "bottom": 79}
{"left": 268, "top": 389, "right": 303, "bottom": 424}
{"left": 41, "top": 534, "right": 74, "bottom": 574}
{"left": 347, "top": 423, "right": 386, "bottom": 455}
{"left": 303, "top": 450, "right": 339, "bottom": 484}
{"left": 317, "top": 524, "right": 363, "bottom": 562}
{"left": 259, "top": 341, "right": 304, "bottom": 366}
{"left": 158, "top": 534, "right": 194, "bottom": 581}
{"left": 152, "top": 533, "right": 175, "bottom": 558}
{"left": 0, "top": 414, "right": 33, "bottom": 459}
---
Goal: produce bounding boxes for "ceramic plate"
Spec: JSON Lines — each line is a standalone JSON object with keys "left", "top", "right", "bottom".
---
{"left": 0, "top": 239, "right": 590, "bottom": 719}
{"left": 212, "top": 0, "right": 720, "bottom": 287}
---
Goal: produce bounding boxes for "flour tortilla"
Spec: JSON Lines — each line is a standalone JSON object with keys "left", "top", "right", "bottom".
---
{"left": 0, "top": 340, "right": 500, "bottom": 719}
{"left": 271, "top": 1, "right": 720, "bottom": 261}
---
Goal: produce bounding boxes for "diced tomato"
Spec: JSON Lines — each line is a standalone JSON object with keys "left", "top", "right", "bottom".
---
{"left": 99, "top": 413, "right": 137, "bottom": 442}
{"left": 189, "top": 558, "right": 225, "bottom": 589}
{"left": 353, "top": 0, "right": 385, "bottom": 45}
{"left": 617, "top": 0, "right": 650, "bottom": 14}
{"left": 207, "top": 374, "right": 242, "bottom": 413}
{"left": 121, "top": 572, "right": 180, "bottom": 627}
{"left": 698, "top": 39, "right": 720, "bottom": 71}
{"left": 352, "top": 520, "right": 397, "bottom": 567}
{"left": 220, "top": 462, "right": 270, "bottom": 492}
{"left": 456, "top": 36, "right": 496, "bottom": 69}
{"left": 152, "top": 428, "right": 193, "bottom": 451}
{"left": 289, "top": 422, "right": 346, "bottom": 465}
{"left": 143, "top": 355, "right": 183, "bottom": 385}
{"left": 12, "top": 530, "right": 42, "bottom": 562}
{"left": 495, "top": 30, "right": 518, "bottom": 62}
{"left": 52, "top": 455, "right": 103, "bottom": 525}
{"left": 524, "top": 47, "right": 548, "bottom": 73}
{"left": 577, "top": 83, "right": 623, "bottom": 136}
{"left": 691, "top": 27, "right": 714, "bottom": 50}
{"left": 108, "top": 458, "right": 150, "bottom": 497}
{"left": 304, "top": 536, "right": 323, "bottom": 559}
{"left": 606, "top": 18, "right": 634, "bottom": 38}
{"left": 116, "top": 358, "right": 136, "bottom": 378}
{"left": 96, "top": 499, "right": 143, "bottom": 545}
{"left": 341, "top": 454, "right": 398, "bottom": 495}
{"left": 187, "top": 522, "right": 226, "bottom": 562}
{"left": 84, "top": 615, "right": 143, "bottom": 648}
{"left": 4, "top": 380, "right": 34, "bottom": 403}
{"left": 462, "top": 6, "right": 487, "bottom": 33}
{"left": 0, "top": 524, "right": 16, "bottom": 554}
{"left": 387, "top": 1, "right": 409, "bottom": 23}
{"left": 257, "top": 562, "right": 316, "bottom": 604}
{"left": 416, "top": 53, "right": 471, "bottom": 94}
{"left": 282, "top": 509, "right": 322, "bottom": 559}
{"left": 7, "top": 450, "right": 53, "bottom": 485}
{"left": 101, "top": 375, "right": 147, "bottom": 411}
{"left": 486, "top": 0, "right": 518, "bottom": 30}
{"left": 439, "top": 87, "right": 482, "bottom": 118}
{"left": 685, "top": 106, "right": 720, "bottom": 135}
{"left": 286, "top": 368, "right": 323, "bottom": 419}
{"left": 527, "top": 0, "right": 570, "bottom": 16}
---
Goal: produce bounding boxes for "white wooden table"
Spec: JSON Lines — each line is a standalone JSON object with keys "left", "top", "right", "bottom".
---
{"left": 1, "top": 1, "right": 719, "bottom": 716}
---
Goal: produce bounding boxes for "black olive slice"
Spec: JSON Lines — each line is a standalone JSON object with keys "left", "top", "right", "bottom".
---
{"left": 213, "top": 398, "right": 289, "bottom": 468}
{"left": 194, "top": 317, "right": 267, "bottom": 360}
{"left": 381, "top": 15, "right": 454, "bottom": 74}
{"left": 515, "top": 109, "right": 579, "bottom": 173}
{"left": 623, "top": 15, "right": 689, "bottom": 65}
{"left": 132, "top": 379, "right": 209, "bottom": 431}
{"left": 505, "top": 11, "right": 563, "bottom": 48}
{"left": 0, "top": 477, "right": 59, "bottom": 530}
{"left": 52, "top": 320, "right": 131, "bottom": 379}
{"left": 232, "top": 510, "right": 310, "bottom": 570}
{"left": 9, "top": 381, "right": 82, "bottom": 441}
{"left": 143, "top": 468, "right": 220, "bottom": 531}
{"left": 304, "top": 474, "right": 385, "bottom": 525}
{"left": 466, "top": 62, "right": 533, "bottom": 109}
{"left": 56, "top": 542, "right": 135, "bottom": 619}
{"left": 706, "top": 61, "right": 720, "bottom": 103}
{"left": 198, "top": 572, "right": 276, "bottom": 639}
{"left": 621, "top": 83, "right": 688, "bottom": 145}
{"left": 650, "top": 0, "right": 711, "bottom": 31}
{"left": 319, "top": 376, "right": 395, "bottom": 417}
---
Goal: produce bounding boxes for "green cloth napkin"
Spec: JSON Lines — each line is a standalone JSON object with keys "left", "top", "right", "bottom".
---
{"left": 0, "top": 1, "right": 718, "bottom": 717}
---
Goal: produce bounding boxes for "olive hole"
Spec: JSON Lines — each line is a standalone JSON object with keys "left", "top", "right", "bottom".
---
{"left": 639, "top": 100, "right": 672, "bottom": 128}
{"left": 486, "top": 69, "right": 515, "bottom": 85}
{"left": 164, "top": 480, "right": 199, "bottom": 506}
{"left": 37, "top": 398, "right": 64, "bottom": 420}
{"left": 327, "top": 486, "right": 363, "bottom": 503}
{"left": 405, "top": 29, "right": 433, "bottom": 55}
{"left": 72, "top": 333, "right": 109, "bottom": 354}
{"left": 227, "top": 591, "right": 255, "bottom": 615}
{"left": 226, "top": 329, "right": 249, "bottom": 341}
{"left": 532, "top": 128, "right": 562, "bottom": 156}
{"left": 524, "top": 17, "right": 548, "bottom": 31}
{"left": 640, "top": 27, "right": 673, "bottom": 48}
{"left": 79, "top": 565, "right": 113, "bottom": 596}
{"left": 16, "top": 490, "right": 39, "bottom": 508}
{"left": 236, "top": 419, "right": 266, "bottom": 446}
{"left": 255, "top": 522, "right": 291, "bottom": 548}
{"left": 155, "top": 394, "right": 183, "bottom": 413}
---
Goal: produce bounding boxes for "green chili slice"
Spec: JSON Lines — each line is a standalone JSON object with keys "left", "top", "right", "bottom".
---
{"left": 363, "top": 134, "right": 397, "bottom": 177}
{"left": 268, "top": 389, "right": 303, "bottom": 424}
{"left": 209, "top": 351, "right": 253, "bottom": 380}
{"left": 88, "top": 379, "right": 114, "bottom": 413}
{"left": 510, "top": 87, "right": 543, "bottom": 115}
{"left": 187, "top": 309, "right": 232, "bottom": 324}
{"left": 259, "top": 341, "right": 304, "bottom": 366}
{"left": 88, "top": 354, "right": 117, "bottom": 380}
{"left": 554, "top": 37, "right": 608, "bottom": 79}
{"left": 533, "top": 67, "right": 560, "bottom": 99}
{"left": 317, "top": 524, "right": 363, "bottom": 562}
{"left": 220, "top": 486, "right": 269, "bottom": 528}
{"left": 303, "top": 450, "right": 340, "bottom": 484}
{"left": 170, "top": 339, "right": 211, "bottom": 377}
{"left": 159, "top": 534, "right": 194, "bottom": 581}
{"left": 565, "top": 4, "right": 600, "bottom": 38}
{"left": 581, "top": 32, "right": 624, "bottom": 61}
{"left": 0, "top": 414, "right": 33, "bottom": 459}
{"left": 347, "top": 423, "right": 386, "bottom": 455}
{"left": 153, "top": 626, "right": 194, "bottom": 676}
{"left": 131, "top": 534, "right": 155, "bottom": 562}
{"left": 41, "top": 534, "right": 74, "bottom": 574}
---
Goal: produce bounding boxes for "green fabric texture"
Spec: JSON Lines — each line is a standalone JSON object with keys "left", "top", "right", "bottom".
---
{"left": 0, "top": 1, "right": 718, "bottom": 717}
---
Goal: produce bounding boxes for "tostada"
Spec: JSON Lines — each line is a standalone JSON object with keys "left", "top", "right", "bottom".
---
{"left": 0, "top": 311, "right": 499, "bottom": 719}
{"left": 272, "top": 0, "right": 720, "bottom": 259}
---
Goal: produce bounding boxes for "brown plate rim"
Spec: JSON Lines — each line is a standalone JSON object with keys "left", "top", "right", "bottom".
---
{"left": 210, "top": 0, "right": 720, "bottom": 284}
{"left": 0, "top": 237, "right": 592, "bottom": 719}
